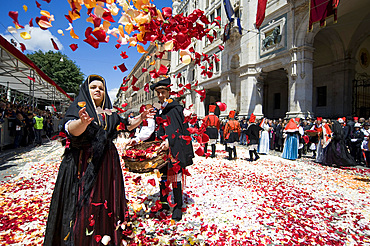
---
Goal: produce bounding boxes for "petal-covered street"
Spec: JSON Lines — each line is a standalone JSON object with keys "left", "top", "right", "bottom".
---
{"left": 1, "top": 141, "right": 370, "bottom": 245}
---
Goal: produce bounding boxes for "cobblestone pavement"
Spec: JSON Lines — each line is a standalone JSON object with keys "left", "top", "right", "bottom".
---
{"left": 0, "top": 139, "right": 61, "bottom": 183}
{"left": 0, "top": 141, "right": 369, "bottom": 245}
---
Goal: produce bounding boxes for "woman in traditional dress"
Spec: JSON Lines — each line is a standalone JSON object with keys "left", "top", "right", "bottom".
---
{"left": 282, "top": 119, "right": 299, "bottom": 160}
{"left": 258, "top": 118, "right": 271, "bottom": 154}
{"left": 44, "top": 75, "right": 153, "bottom": 246}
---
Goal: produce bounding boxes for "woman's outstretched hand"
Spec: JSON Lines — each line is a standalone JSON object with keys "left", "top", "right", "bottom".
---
{"left": 79, "top": 107, "right": 94, "bottom": 125}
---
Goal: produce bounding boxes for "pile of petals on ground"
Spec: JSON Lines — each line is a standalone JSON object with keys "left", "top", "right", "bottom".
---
{"left": 0, "top": 144, "right": 62, "bottom": 245}
{"left": 120, "top": 145, "right": 370, "bottom": 245}
{"left": 0, "top": 141, "right": 370, "bottom": 245}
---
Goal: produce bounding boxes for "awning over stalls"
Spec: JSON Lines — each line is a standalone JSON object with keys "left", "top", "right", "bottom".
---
{"left": 0, "top": 35, "right": 73, "bottom": 105}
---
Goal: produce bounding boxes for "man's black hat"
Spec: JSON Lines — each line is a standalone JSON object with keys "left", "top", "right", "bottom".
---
{"left": 150, "top": 78, "right": 171, "bottom": 91}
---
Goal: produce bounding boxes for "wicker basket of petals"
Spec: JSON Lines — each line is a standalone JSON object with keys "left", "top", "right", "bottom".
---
{"left": 122, "top": 141, "right": 168, "bottom": 173}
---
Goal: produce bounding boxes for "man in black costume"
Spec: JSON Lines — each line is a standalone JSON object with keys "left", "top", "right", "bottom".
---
{"left": 246, "top": 113, "right": 263, "bottom": 161}
{"left": 150, "top": 78, "right": 194, "bottom": 221}
{"left": 322, "top": 120, "right": 355, "bottom": 167}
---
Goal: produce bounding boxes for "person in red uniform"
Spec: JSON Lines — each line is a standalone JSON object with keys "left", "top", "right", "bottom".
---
{"left": 224, "top": 110, "right": 241, "bottom": 160}
{"left": 202, "top": 105, "right": 220, "bottom": 158}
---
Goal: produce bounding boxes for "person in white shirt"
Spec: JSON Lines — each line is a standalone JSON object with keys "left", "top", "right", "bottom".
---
{"left": 129, "top": 104, "right": 156, "bottom": 144}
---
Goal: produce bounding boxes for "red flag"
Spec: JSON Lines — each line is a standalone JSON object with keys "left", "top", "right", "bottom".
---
{"left": 309, "top": 0, "right": 338, "bottom": 31}
{"left": 255, "top": 0, "right": 267, "bottom": 30}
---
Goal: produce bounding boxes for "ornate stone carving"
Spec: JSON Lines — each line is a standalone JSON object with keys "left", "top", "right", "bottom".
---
{"left": 262, "top": 26, "right": 282, "bottom": 49}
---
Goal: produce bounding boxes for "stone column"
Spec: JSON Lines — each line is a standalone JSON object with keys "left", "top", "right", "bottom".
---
{"left": 286, "top": 46, "right": 314, "bottom": 119}
{"left": 194, "top": 88, "right": 205, "bottom": 118}
{"left": 219, "top": 80, "right": 237, "bottom": 118}
{"left": 253, "top": 72, "right": 266, "bottom": 119}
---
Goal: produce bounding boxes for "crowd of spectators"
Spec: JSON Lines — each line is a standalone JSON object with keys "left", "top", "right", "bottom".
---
{"left": 218, "top": 115, "right": 370, "bottom": 166}
{"left": 0, "top": 99, "right": 64, "bottom": 149}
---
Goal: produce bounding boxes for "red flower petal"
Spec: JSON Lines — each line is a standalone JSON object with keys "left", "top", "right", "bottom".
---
{"left": 162, "top": 7, "right": 172, "bottom": 18}
{"left": 36, "top": 1, "right": 41, "bottom": 9}
{"left": 121, "top": 103, "right": 128, "bottom": 108}
{"left": 131, "top": 75, "right": 138, "bottom": 86}
{"left": 83, "top": 35, "right": 99, "bottom": 48}
{"left": 8, "top": 11, "right": 19, "bottom": 25}
{"left": 195, "top": 146, "right": 204, "bottom": 156}
{"left": 94, "top": 235, "right": 102, "bottom": 243}
{"left": 85, "top": 27, "right": 93, "bottom": 38}
{"left": 20, "top": 43, "right": 26, "bottom": 52}
{"left": 149, "top": 69, "right": 159, "bottom": 79}
{"left": 132, "top": 86, "right": 140, "bottom": 91}
{"left": 139, "top": 105, "right": 146, "bottom": 113}
{"left": 216, "top": 102, "right": 227, "bottom": 111}
{"left": 91, "top": 202, "right": 103, "bottom": 206}
{"left": 133, "top": 176, "right": 141, "bottom": 185}
{"left": 148, "top": 179, "right": 156, "bottom": 186}
{"left": 120, "top": 86, "right": 128, "bottom": 91}
{"left": 118, "top": 63, "right": 128, "bottom": 73}
{"left": 92, "top": 29, "right": 107, "bottom": 43}
{"left": 158, "top": 64, "right": 168, "bottom": 76}
{"left": 142, "top": 67, "right": 147, "bottom": 73}
{"left": 69, "top": 43, "right": 78, "bottom": 51}
{"left": 35, "top": 16, "right": 49, "bottom": 30}
{"left": 144, "top": 83, "right": 149, "bottom": 93}
{"left": 29, "top": 18, "right": 34, "bottom": 27}
{"left": 218, "top": 45, "right": 224, "bottom": 51}
{"left": 167, "top": 195, "right": 177, "bottom": 207}
{"left": 102, "top": 10, "right": 115, "bottom": 22}
{"left": 184, "top": 83, "right": 191, "bottom": 90}
{"left": 120, "top": 51, "right": 129, "bottom": 59}
{"left": 65, "top": 14, "right": 72, "bottom": 23}
{"left": 51, "top": 38, "right": 59, "bottom": 50}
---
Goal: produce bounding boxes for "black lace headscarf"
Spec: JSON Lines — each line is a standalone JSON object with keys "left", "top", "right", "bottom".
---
{"left": 63, "top": 74, "right": 121, "bottom": 211}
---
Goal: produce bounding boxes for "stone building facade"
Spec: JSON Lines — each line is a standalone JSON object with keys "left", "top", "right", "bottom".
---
{"left": 114, "top": 44, "right": 171, "bottom": 114}
{"left": 117, "top": 0, "right": 370, "bottom": 119}
{"left": 171, "top": 0, "right": 370, "bottom": 119}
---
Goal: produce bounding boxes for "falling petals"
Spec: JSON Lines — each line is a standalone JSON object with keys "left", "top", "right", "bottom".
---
{"left": 69, "top": 43, "right": 78, "bottom": 51}
{"left": 118, "top": 63, "right": 128, "bottom": 73}
{"left": 216, "top": 102, "right": 227, "bottom": 111}
{"left": 51, "top": 38, "right": 59, "bottom": 50}
{"left": 148, "top": 179, "right": 156, "bottom": 186}
{"left": 120, "top": 51, "right": 128, "bottom": 59}
{"left": 144, "top": 83, "right": 149, "bottom": 93}
{"left": 70, "top": 29, "right": 79, "bottom": 39}
{"left": 19, "top": 43, "right": 26, "bottom": 52}
{"left": 157, "top": 64, "right": 168, "bottom": 75}
{"left": 137, "top": 44, "right": 147, "bottom": 53}
{"left": 164, "top": 40, "right": 174, "bottom": 51}
{"left": 195, "top": 146, "right": 204, "bottom": 156}
{"left": 120, "top": 86, "right": 128, "bottom": 91}
{"left": 20, "top": 32, "right": 31, "bottom": 40}
{"left": 94, "top": 235, "right": 102, "bottom": 243}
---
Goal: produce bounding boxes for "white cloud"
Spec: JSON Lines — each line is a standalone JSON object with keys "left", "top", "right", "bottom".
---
{"left": 1, "top": 25, "right": 63, "bottom": 52}
{"left": 107, "top": 87, "right": 118, "bottom": 103}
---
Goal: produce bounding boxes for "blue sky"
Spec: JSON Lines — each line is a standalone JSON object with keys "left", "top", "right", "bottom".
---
{"left": 0, "top": 0, "right": 172, "bottom": 101}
